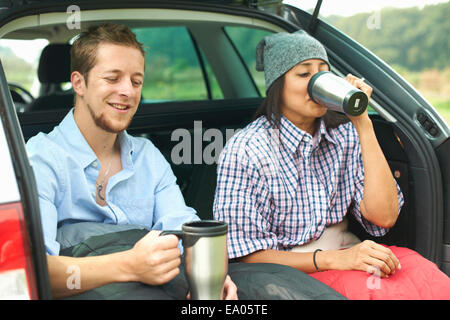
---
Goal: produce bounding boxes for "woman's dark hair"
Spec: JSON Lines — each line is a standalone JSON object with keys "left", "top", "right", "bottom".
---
{"left": 253, "top": 75, "right": 350, "bottom": 130}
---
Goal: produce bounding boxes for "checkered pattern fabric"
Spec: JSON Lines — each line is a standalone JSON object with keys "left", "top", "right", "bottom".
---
{"left": 213, "top": 115, "right": 404, "bottom": 259}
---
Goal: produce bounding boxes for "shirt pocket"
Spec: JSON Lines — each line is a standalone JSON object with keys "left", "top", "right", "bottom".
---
{"left": 113, "top": 195, "right": 155, "bottom": 227}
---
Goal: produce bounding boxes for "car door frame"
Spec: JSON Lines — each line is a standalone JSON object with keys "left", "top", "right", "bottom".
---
{"left": 0, "top": 60, "right": 52, "bottom": 298}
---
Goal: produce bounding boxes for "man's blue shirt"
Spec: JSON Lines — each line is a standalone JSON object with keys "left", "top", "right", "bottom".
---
{"left": 26, "top": 109, "right": 199, "bottom": 255}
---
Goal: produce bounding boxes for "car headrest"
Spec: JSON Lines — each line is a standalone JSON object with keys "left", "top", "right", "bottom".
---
{"left": 38, "top": 43, "right": 72, "bottom": 83}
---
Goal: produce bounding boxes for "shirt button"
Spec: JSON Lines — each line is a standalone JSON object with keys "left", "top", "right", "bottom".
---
{"left": 92, "top": 161, "right": 98, "bottom": 167}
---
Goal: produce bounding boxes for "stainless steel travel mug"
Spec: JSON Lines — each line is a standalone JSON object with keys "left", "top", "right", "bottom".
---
{"left": 307, "top": 71, "right": 368, "bottom": 116}
{"left": 161, "top": 220, "right": 228, "bottom": 300}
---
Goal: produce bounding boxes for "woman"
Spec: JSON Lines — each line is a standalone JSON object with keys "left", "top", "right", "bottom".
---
{"left": 213, "top": 30, "right": 450, "bottom": 299}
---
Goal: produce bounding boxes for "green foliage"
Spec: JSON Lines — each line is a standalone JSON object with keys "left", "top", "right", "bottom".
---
{"left": 323, "top": 2, "right": 450, "bottom": 72}
{"left": 133, "top": 27, "right": 208, "bottom": 100}
{"left": 430, "top": 99, "right": 450, "bottom": 124}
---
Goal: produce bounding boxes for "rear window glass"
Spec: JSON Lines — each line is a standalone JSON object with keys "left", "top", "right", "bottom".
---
{"left": 224, "top": 26, "right": 273, "bottom": 96}
{"left": 133, "top": 26, "right": 222, "bottom": 102}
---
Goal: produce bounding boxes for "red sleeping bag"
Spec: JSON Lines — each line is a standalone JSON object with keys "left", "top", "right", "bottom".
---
{"left": 309, "top": 246, "right": 450, "bottom": 300}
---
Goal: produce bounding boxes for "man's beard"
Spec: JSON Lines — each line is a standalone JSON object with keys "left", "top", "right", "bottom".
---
{"left": 87, "top": 103, "right": 133, "bottom": 134}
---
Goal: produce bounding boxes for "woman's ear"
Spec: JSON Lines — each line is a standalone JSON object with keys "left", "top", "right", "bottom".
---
{"left": 71, "top": 71, "right": 86, "bottom": 97}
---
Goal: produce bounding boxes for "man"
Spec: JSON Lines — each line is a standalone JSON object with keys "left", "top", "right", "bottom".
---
{"left": 26, "top": 23, "right": 237, "bottom": 299}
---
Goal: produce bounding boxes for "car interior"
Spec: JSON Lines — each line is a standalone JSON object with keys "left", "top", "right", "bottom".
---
{"left": 2, "top": 6, "right": 446, "bottom": 277}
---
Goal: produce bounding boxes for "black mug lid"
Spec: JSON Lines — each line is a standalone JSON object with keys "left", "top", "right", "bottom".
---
{"left": 182, "top": 220, "right": 228, "bottom": 237}
{"left": 343, "top": 90, "right": 368, "bottom": 116}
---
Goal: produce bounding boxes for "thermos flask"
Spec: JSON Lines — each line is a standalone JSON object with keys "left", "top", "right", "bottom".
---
{"left": 161, "top": 220, "right": 228, "bottom": 300}
{"left": 307, "top": 71, "right": 368, "bottom": 116}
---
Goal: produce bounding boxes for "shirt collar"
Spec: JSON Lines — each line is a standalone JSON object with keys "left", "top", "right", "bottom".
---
{"left": 278, "top": 115, "right": 337, "bottom": 155}
{"left": 117, "top": 128, "right": 135, "bottom": 165}
{"left": 58, "top": 108, "right": 135, "bottom": 168}
{"left": 316, "top": 117, "right": 337, "bottom": 147}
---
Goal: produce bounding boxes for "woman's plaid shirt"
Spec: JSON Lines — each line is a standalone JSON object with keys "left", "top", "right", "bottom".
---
{"left": 213, "top": 115, "right": 404, "bottom": 259}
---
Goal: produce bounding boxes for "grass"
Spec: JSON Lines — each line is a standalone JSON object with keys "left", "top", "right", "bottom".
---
{"left": 395, "top": 66, "right": 450, "bottom": 126}
{"left": 429, "top": 99, "right": 450, "bottom": 126}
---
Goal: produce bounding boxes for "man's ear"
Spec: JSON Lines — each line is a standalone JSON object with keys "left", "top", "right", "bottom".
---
{"left": 71, "top": 71, "right": 86, "bottom": 97}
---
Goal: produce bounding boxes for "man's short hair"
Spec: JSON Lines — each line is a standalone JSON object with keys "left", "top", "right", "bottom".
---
{"left": 70, "top": 23, "right": 145, "bottom": 84}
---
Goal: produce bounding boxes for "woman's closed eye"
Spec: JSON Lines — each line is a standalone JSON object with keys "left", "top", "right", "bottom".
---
{"left": 298, "top": 72, "right": 310, "bottom": 78}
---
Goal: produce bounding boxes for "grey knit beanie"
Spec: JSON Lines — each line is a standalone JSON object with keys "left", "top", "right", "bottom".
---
{"left": 256, "top": 30, "right": 330, "bottom": 91}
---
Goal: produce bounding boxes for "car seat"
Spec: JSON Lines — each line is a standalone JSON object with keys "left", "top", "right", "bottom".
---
{"left": 28, "top": 43, "right": 74, "bottom": 111}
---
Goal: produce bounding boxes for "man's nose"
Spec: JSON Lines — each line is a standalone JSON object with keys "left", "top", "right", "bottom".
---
{"left": 118, "top": 78, "right": 135, "bottom": 97}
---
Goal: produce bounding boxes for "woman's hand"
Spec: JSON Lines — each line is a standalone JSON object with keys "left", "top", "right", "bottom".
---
{"left": 336, "top": 240, "right": 401, "bottom": 277}
{"left": 345, "top": 74, "right": 373, "bottom": 128}
{"left": 221, "top": 275, "right": 238, "bottom": 300}
{"left": 345, "top": 73, "right": 372, "bottom": 100}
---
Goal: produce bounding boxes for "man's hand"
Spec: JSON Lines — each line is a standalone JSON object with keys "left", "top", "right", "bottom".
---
{"left": 127, "top": 230, "right": 239, "bottom": 299}
{"left": 125, "top": 230, "right": 182, "bottom": 285}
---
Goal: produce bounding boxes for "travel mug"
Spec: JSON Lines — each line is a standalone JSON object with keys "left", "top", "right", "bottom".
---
{"left": 307, "top": 71, "right": 368, "bottom": 116}
{"left": 160, "top": 220, "right": 228, "bottom": 300}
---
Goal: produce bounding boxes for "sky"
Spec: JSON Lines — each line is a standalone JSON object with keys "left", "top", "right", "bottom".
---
{"left": 283, "top": 0, "right": 449, "bottom": 17}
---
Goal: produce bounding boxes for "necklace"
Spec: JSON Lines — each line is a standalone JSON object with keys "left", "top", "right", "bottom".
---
{"left": 96, "top": 157, "right": 113, "bottom": 201}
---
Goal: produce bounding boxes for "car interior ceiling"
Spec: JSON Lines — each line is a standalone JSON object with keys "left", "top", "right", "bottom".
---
{"left": 11, "top": 21, "right": 413, "bottom": 253}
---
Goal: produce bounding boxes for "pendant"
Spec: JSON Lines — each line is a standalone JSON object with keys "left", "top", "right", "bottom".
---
{"left": 97, "top": 184, "right": 105, "bottom": 201}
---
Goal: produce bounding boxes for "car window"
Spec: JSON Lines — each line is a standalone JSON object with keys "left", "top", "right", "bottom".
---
{"left": 133, "top": 26, "right": 223, "bottom": 102}
{"left": 224, "top": 26, "right": 273, "bottom": 97}
{"left": 0, "top": 39, "right": 49, "bottom": 98}
{"left": 199, "top": 48, "right": 223, "bottom": 100}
